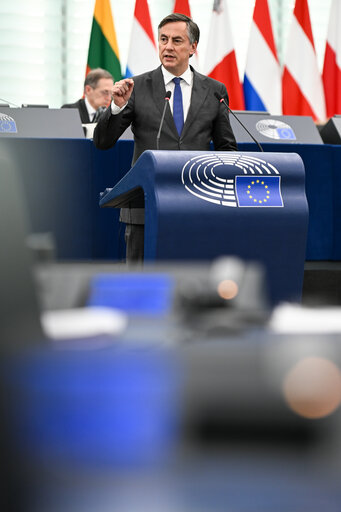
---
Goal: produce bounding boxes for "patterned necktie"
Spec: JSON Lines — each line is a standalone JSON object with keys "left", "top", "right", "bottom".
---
{"left": 173, "top": 77, "right": 184, "bottom": 136}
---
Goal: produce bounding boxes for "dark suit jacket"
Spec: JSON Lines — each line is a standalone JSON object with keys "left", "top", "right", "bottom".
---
{"left": 94, "top": 66, "right": 238, "bottom": 223}
{"left": 61, "top": 98, "right": 90, "bottom": 124}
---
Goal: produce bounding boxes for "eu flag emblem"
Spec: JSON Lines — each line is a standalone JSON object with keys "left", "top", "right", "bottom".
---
{"left": 0, "top": 118, "right": 17, "bottom": 133}
{"left": 236, "top": 176, "right": 283, "bottom": 207}
{"left": 277, "top": 127, "right": 296, "bottom": 140}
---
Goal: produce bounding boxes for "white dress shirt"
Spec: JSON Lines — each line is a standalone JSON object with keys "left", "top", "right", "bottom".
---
{"left": 85, "top": 97, "right": 96, "bottom": 122}
{"left": 111, "top": 66, "right": 194, "bottom": 120}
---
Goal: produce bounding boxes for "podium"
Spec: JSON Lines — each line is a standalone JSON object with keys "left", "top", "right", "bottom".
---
{"left": 100, "top": 151, "right": 308, "bottom": 304}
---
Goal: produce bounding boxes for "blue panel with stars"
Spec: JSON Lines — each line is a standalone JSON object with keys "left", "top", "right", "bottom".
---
{"left": 235, "top": 176, "right": 283, "bottom": 207}
{"left": 0, "top": 119, "right": 17, "bottom": 133}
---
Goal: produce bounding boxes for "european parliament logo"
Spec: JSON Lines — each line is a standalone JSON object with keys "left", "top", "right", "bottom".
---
{"left": 181, "top": 153, "right": 284, "bottom": 208}
{"left": 236, "top": 176, "right": 283, "bottom": 207}
{"left": 0, "top": 112, "right": 17, "bottom": 133}
{"left": 256, "top": 119, "right": 296, "bottom": 141}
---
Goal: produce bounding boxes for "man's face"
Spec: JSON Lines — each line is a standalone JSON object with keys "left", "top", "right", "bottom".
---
{"left": 158, "top": 21, "right": 197, "bottom": 76}
{"left": 85, "top": 78, "right": 114, "bottom": 109}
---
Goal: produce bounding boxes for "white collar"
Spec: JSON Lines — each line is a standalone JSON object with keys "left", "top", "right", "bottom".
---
{"left": 161, "top": 66, "right": 193, "bottom": 86}
{"left": 84, "top": 96, "right": 96, "bottom": 117}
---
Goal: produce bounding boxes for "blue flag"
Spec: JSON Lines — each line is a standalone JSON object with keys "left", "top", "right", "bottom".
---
{"left": 236, "top": 176, "right": 283, "bottom": 207}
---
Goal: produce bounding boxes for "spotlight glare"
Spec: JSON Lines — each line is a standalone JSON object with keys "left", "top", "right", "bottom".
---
{"left": 217, "top": 279, "right": 239, "bottom": 300}
{"left": 283, "top": 357, "right": 341, "bottom": 419}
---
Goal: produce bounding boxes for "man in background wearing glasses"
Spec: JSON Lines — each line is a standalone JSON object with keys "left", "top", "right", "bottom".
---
{"left": 62, "top": 68, "right": 114, "bottom": 124}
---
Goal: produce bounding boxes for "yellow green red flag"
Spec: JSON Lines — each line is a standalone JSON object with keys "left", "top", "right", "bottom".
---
{"left": 86, "top": 0, "right": 122, "bottom": 80}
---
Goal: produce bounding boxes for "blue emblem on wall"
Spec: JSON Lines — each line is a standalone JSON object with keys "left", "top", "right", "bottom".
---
{"left": 236, "top": 176, "right": 283, "bottom": 207}
{"left": 0, "top": 112, "right": 17, "bottom": 133}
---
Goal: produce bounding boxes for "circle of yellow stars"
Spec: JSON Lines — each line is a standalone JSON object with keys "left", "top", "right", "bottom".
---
{"left": 246, "top": 179, "right": 270, "bottom": 204}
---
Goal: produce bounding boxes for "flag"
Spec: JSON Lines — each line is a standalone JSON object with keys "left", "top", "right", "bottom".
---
{"left": 322, "top": 0, "right": 341, "bottom": 117}
{"left": 173, "top": 0, "right": 191, "bottom": 17}
{"left": 236, "top": 176, "right": 283, "bottom": 207}
{"left": 282, "top": 0, "right": 326, "bottom": 122}
{"left": 86, "top": 0, "right": 122, "bottom": 81}
{"left": 173, "top": 0, "right": 200, "bottom": 71}
{"left": 125, "top": 0, "right": 159, "bottom": 77}
{"left": 243, "top": 0, "right": 281, "bottom": 114}
{"left": 204, "top": 0, "right": 244, "bottom": 111}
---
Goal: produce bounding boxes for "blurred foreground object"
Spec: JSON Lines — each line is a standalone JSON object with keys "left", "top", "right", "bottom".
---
{"left": 173, "top": 256, "right": 269, "bottom": 339}
{"left": 3, "top": 332, "right": 341, "bottom": 512}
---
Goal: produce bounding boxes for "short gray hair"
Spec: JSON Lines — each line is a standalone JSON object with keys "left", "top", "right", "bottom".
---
{"left": 84, "top": 68, "right": 113, "bottom": 89}
{"left": 158, "top": 13, "right": 200, "bottom": 45}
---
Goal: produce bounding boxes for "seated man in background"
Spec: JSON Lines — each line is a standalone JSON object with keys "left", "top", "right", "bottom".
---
{"left": 62, "top": 68, "right": 114, "bottom": 123}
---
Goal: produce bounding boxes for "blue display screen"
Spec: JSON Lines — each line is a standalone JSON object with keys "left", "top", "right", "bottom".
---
{"left": 87, "top": 273, "right": 174, "bottom": 315}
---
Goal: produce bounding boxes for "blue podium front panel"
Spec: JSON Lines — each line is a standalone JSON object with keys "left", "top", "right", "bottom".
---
{"left": 100, "top": 151, "right": 308, "bottom": 305}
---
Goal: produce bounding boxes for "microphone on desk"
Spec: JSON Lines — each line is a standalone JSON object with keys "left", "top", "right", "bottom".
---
{"left": 214, "top": 92, "right": 264, "bottom": 152}
{"left": 0, "top": 97, "right": 20, "bottom": 108}
{"left": 156, "top": 91, "right": 172, "bottom": 150}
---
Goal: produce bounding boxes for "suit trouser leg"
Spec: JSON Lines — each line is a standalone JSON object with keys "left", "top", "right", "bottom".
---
{"left": 124, "top": 223, "right": 144, "bottom": 263}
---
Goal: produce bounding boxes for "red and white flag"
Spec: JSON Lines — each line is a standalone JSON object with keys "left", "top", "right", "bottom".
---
{"left": 125, "top": 0, "right": 158, "bottom": 77}
{"left": 282, "top": 0, "right": 326, "bottom": 122}
{"left": 322, "top": 0, "right": 341, "bottom": 117}
{"left": 243, "top": 0, "right": 281, "bottom": 114}
{"left": 173, "top": 0, "right": 191, "bottom": 17}
{"left": 173, "top": 0, "right": 200, "bottom": 71}
{"left": 203, "top": 0, "right": 245, "bottom": 110}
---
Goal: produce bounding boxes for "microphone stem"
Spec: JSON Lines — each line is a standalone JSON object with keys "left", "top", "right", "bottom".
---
{"left": 156, "top": 95, "right": 171, "bottom": 150}
{"left": 221, "top": 98, "right": 264, "bottom": 152}
{"left": 0, "top": 97, "right": 20, "bottom": 108}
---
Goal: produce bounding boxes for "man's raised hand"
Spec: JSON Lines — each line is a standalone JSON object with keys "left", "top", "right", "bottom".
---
{"left": 112, "top": 78, "right": 134, "bottom": 108}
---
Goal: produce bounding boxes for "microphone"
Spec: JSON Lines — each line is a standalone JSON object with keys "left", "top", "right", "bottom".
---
{"left": 214, "top": 92, "right": 263, "bottom": 152}
{"left": 0, "top": 97, "right": 20, "bottom": 108}
{"left": 156, "top": 91, "right": 172, "bottom": 150}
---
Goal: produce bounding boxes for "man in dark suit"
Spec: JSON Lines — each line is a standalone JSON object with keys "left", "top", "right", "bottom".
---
{"left": 94, "top": 13, "right": 237, "bottom": 262}
{"left": 62, "top": 68, "right": 114, "bottom": 123}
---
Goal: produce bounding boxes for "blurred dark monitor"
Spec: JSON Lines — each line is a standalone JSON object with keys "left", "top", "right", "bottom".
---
{"left": 320, "top": 116, "right": 341, "bottom": 144}
{"left": 0, "top": 154, "right": 45, "bottom": 349}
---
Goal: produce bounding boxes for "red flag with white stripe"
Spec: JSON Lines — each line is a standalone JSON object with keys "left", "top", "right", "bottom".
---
{"left": 282, "top": 0, "right": 326, "bottom": 122}
{"left": 322, "top": 0, "right": 341, "bottom": 117}
{"left": 173, "top": 0, "right": 200, "bottom": 71}
{"left": 125, "top": 0, "right": 158, "bottom": 77}
{"left": 203, "top": 0, "right": 245, "bottom": 110}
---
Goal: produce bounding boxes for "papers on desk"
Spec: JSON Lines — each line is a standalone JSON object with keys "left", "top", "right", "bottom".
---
{"left": 82, "top": 123, "right": 96, "bottom": 139}
{"left": 269, "top": 303, "right": 341, "bottom": 333}
{"left": 41, "top": 306, "right": 127, "bottom": 340}
{"left": 82, "top": 124, "right": 133, "bottom": 140}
